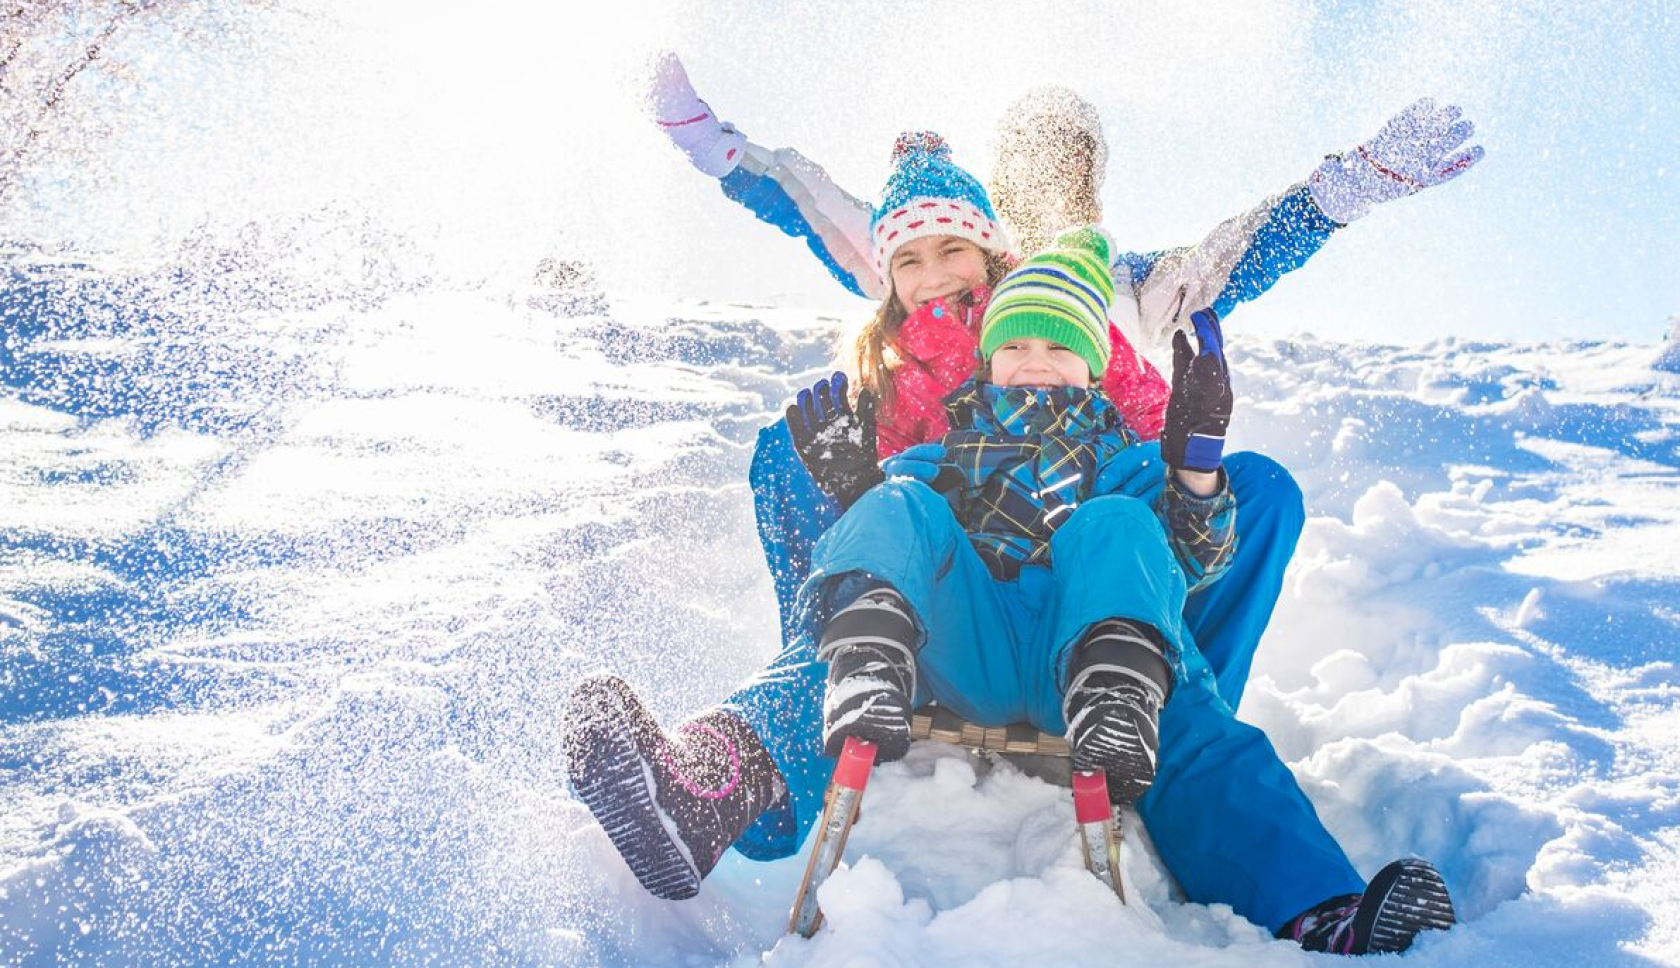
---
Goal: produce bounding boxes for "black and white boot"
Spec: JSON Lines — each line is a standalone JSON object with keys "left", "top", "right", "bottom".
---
{"left": 1278, "top": 858, "right": 1458, "bottom": 954}
{"left": 817, "top": 586, "right": 919, "bottom": 762}
{"left": 561, "top": 673, "right": 783, "bottom": 901}
{"left": 1062, "top": 618, "right": 1174, "bottom": 806}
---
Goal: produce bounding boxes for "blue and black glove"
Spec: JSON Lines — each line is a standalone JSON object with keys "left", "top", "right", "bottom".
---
{"left": 786, "top": 372, "right": 884, "bottom": 508}
{"left": 1161, "top": 309, "right": 1232, "bottom": 473}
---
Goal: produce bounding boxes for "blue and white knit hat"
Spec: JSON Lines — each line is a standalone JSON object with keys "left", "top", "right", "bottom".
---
{"left": 871, "top": 131, "right": 1012, "bottom": 276}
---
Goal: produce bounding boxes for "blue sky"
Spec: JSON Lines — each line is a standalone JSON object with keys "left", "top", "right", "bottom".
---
{"left": 16, "top": 0, "right": 1676, "bottom": 347}
{"left": 614, "top": 0, "right": 1678, "bottom": 344}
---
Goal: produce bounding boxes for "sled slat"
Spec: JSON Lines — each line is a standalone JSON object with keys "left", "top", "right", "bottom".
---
{"left": 910, "top": 705, "right": 1069, "bottom": 758}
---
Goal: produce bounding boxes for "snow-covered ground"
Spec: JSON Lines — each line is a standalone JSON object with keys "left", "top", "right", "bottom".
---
{"left": 1, "top": 250, "right": 1676, "bottom": 966}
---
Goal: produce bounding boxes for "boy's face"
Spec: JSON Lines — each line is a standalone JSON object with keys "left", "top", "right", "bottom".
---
{"left": 988, "top": 337, "right": 1092, "bottom": 389}
{"left": 890, "top": 235, "right": 989, "bottom": 314}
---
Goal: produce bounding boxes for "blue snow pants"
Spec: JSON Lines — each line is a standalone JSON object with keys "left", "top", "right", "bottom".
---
{"left": 796, "top": 479, "right": 1195, "bottom": 736}
{"left": 721, "top": 422, "right": 1364, "bottom": 931}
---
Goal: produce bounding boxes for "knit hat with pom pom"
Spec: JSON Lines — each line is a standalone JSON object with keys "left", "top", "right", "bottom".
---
{"left": 871, "top": 131, "right": 1012, "bottom": 275}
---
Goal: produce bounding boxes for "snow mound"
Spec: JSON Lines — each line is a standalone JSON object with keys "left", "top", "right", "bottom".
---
{"left": 1655, "top": 314, "right": 1680, "bottom": 374}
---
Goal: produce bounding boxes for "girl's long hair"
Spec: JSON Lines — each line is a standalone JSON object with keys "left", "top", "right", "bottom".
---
{"left": 841, "top": 251, "right": 1013, "bottom": 415}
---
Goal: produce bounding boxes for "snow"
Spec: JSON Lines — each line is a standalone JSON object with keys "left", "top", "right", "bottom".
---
{"left": 1, "top": 260, "right": 1677, "bottom": 966}
{"left": 1656, "top": 317, "right": 1680, "bottom": 375}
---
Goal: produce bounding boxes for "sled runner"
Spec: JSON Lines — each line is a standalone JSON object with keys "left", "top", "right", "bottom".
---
{"left": 788, "top": 736, "right": 876, "bottom": 936}
{"left": 789, "top": 714, "right": 1127, "bottom": 937}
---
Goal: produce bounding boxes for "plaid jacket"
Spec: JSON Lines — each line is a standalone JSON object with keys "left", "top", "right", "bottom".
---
{"left": 939, "top": 381, "right": 1237, "bottom": 588}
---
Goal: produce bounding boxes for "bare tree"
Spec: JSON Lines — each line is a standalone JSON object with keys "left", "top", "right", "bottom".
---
{"left": 3, "top": 1, "right": 144, "bottom": 201}
{"left": 0, "top": 0, "right": 287, "bottom": 208}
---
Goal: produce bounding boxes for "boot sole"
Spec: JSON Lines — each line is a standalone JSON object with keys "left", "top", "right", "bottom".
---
{"left": 1359, "top": 858, "right": 1458, "bottom": 953}
{"left": 1101, "top": 716, "right": 1156, "bottom": 800}
{"left": 564, "top": 677, "right": 702, "bottom": 901}
{"left": 1071, "top": 709, "right": 1157, "bottom": 803}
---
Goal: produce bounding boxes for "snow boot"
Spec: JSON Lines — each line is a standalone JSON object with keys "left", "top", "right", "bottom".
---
{"left": 1062, "top": 618, "right": 1173, "bottom": 806}
{"left": 561, "top": 673, "right": 783, "bottom": 901}
{"left": 817, "top": 585, "right": 919, "bottom": 763}
{"left": 1278, "top": 858, "right": 1457, "bottom": 954}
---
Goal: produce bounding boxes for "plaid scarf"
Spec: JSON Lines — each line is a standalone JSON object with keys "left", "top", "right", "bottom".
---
{"left": 940, "top": 381, "right": 1138, "bottom": 579}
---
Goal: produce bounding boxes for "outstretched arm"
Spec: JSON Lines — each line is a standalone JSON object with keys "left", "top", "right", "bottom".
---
{"left": 647, "top": 52, "right": 884, "bottom": 299}
{"left": 1112, "top": 98, "right": 1484, "bottom": 353}
{"left": 1111, "top": 185, "right": 1339, "bottom": 354}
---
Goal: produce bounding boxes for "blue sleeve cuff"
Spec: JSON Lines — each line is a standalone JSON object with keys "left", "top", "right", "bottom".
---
{"left": 1182, "top": 433, "right": 1226, "bottom": 472}
{"left": 1211, "top": 185, "right": 1339, "bottom": 319}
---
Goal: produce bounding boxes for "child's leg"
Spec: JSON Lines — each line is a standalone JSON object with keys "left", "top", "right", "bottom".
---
{"left": 1166, "top": 453, "right": 1368, "bottom": 931}
{"left": 717, "top": 630, "right": 830, "bottom": 860}
{"left": 1029, "top": 494, "right": 1194, "bottom": 729}
{"left": 1030, "top": 490, "right": 1363, "bottom": 931}
{"left": 721, "top": 478, "right": 1019, "bottom": 858}
{"left": 1181, "top": 451, "right": 1305, "bottom": 708}
{"left": 717, "top": 419, "right": 841, "bottom": 859}
{"left": 1024, "top": 494, "right": 1191, "bottom": 801}
{"left": 1138, "top": 644, "right": 1366, "bottom": 933}
{"left": 798, "top": 478, "right": 1025, "bottom": 722}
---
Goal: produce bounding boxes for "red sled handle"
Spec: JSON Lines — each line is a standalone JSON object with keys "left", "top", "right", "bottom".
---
{"left": 1071, "top": 768, "right": 1111, "bottom": 823}
{"left": 833, "top": 736, "right": 878, "bottom": 790}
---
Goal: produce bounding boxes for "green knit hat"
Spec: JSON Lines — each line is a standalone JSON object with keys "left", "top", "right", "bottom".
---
{"left": 979, "top": 226, "right": 1113, "bottom": 378}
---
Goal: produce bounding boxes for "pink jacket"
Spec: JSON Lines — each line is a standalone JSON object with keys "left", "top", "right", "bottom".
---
{"left": 875, "top": 292, "right": 1171, "bottom": 458}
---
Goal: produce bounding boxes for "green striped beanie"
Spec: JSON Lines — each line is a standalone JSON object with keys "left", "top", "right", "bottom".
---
{"left": 979, "top": 226, "right": 1113, "bottom": 378}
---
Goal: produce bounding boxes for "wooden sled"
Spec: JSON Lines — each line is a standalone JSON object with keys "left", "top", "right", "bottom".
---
{"left": 789, "top": 705, "right": 1126, "bottom": 937}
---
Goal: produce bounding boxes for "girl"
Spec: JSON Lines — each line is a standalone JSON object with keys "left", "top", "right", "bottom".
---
{"left": 563, "top": 133, "right": 1456, "bottom": 955}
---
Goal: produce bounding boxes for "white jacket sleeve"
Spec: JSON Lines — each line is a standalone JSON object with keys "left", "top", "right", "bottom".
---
{"left": 1110, "top": 184, "right": 1340, "bottom": 354}
{"left": 722, "top": 142, "right": 884, "bottom": 300}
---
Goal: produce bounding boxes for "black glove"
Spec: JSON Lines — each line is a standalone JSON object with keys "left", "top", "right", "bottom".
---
{"left": 786, "top": 371, "right": 885, "bottom": 507}
{"left": 1161, "top": 309, "right": 1232, "bottom": 473}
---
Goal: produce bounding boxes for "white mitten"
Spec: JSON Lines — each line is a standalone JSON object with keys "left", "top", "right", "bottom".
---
{"left": 1308, "top": 98, "right": 1484, "bottom": 224}
{"left": 646, "top": 51, "right": 747, "bottom": 178}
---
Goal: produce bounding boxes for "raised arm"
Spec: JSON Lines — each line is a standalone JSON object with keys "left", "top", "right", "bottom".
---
{"left": 1111, "top": 98, "right": 1483, "bottom": 353}
{"left": 1110, "top": 185, "right": 1339, "bottom": 354}
{"left": 647, "top": 52, "right": 884, "bottom": 300}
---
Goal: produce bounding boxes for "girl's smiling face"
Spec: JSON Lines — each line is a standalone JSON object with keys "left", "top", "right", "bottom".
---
{"left": 889, "top": 235, "right": 989, "bottom": 314}
{"left": 988, "top": 337, "right": 1092, "bottom": 389}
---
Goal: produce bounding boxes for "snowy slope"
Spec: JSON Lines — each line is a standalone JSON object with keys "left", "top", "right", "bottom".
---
{"left": 1, "top": 253, "right": 1676, "bottom": 966}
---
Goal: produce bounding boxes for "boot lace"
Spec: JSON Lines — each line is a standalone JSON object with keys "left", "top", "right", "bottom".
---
{"left": 1287, "top": 893, "right": 1364, "bottom": 954}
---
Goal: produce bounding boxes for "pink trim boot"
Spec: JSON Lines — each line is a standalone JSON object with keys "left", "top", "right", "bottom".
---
{"left": 1278, "top": 858, "right": 1456, "bottom": 955}
{"left": 562, "top": 673, "right": 783, "bottom": 900}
